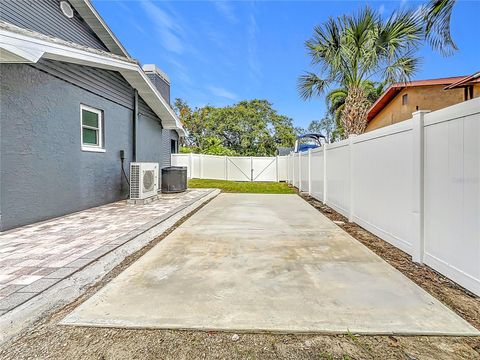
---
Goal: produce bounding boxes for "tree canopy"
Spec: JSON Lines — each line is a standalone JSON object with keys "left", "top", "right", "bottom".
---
{"left": 174, "top": 99, "right": 296, "bottom": 156}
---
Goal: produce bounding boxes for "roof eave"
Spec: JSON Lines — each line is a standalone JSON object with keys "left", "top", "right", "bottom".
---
{"left": 367, "top": 75, "right": 479, "bottom": 122}
{"left": 367, "top": 86, "right": 403, "bottom": 121}
{"left": 69, "top": 0, "right": 131, "bottom": 58}
{"left": 444, "top": 72, "right": 480, "bottom": 90}
{"left": 0, "top": 27, "right": 184, "bottom": 133}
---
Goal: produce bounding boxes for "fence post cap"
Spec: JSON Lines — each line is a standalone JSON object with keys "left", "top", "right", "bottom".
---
{"left": 412, "top": 110, "right": 431, "bottom": 117}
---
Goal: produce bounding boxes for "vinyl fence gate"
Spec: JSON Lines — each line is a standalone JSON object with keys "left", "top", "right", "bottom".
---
{"left": 171, "top": 154, "right": 288, "bottom": 182}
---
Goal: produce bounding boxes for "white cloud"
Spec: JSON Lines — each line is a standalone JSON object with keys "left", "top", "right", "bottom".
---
{"left": 207, "top": 86, "right": 238, "bottom": 100}
{"left": 378, "top": 4, "right": 385, "bottom": 15}
{"left": 206, "top": 29, "right": 226, "bottom": 48}
{"left": 247, "top": 13, "right": 262, "bottom": 84}
{"left": 139, "top": 1, "right": 185, "bottom": 54}
{"left": 213, "top": 1, "right": 238, "bottom": 24}
{"left": 168, "top": 58, "right": 192, "bottom": 85}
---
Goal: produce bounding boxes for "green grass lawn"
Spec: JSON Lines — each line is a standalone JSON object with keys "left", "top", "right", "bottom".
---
{"left": 188, "top": 179, "right": 296, "bottom": 194}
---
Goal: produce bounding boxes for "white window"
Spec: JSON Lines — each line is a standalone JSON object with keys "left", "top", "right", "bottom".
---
{"left": 80, "top": 105, "right": 105, "bottom": 152}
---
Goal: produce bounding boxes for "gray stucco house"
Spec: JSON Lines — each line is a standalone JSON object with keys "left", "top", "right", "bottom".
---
{"left": 0, "top": 0, "right": 184, "bottom": 230}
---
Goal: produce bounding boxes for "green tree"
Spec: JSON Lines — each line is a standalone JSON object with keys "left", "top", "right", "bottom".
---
{"left": 307, "top": 117, "right": 337, "bottom": 143}
{"left": 298, "top": 7, "right": 423, "bottom": 136}
{"left": 294, "top": 126, "right": 306, "bottom": 137}
{"left": 174, "top": 99, "right": 296, "bottom": 156}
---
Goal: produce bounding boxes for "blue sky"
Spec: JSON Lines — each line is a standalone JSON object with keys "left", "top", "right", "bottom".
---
{"left": 93, "top": 0, "right": 480, "bottom": 129}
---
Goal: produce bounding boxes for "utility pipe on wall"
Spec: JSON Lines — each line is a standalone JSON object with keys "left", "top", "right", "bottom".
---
{"left": 132, "top": 90, "right": 139, "bottom": 161}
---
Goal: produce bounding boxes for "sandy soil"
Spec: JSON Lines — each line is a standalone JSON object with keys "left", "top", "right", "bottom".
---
{"left": 0, "top": 194, "right": 479, "bottom": 360}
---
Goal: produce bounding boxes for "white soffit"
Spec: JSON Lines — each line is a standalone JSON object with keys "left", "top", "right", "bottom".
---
{"left": 0, "top": 44, "right": 44, "bottom": 63}
{"left": 68, "top": 0, "right": 130, "bottom": 58}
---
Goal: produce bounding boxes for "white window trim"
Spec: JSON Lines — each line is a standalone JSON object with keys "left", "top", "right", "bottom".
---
{"left": 81, "top": 104, "right": 105, "bottom": 153}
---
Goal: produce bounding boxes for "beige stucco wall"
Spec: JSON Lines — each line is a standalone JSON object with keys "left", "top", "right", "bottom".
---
{"left": 365, "top": 84, "right": 480, "bottom": 132}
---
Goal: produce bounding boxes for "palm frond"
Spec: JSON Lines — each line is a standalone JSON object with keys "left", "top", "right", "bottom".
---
{"left": 424, "top": 0, "right": 458, "bottom": 55}
{"left": 383, "top": 55, "right": 421, "bottom": 84}
{"left": 378, "top": 7, "right": 424, "bottom": 59}
{"left": 297, "top": 72, "right": 329, "bottom": 100}
{"left": 326, "top": 88, "right": 347, "bottom": 113}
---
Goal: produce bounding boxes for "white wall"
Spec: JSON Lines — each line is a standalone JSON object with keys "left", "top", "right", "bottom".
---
{"left": 287, "top": 98, "right": 480, "bottom": 296}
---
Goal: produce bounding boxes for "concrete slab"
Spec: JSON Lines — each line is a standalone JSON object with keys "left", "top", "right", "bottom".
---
{"left": 62, "top": 194, "right": 479, "bottom": 335}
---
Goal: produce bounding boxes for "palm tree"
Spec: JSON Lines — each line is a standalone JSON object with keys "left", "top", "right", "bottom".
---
{"left": 325, "top": 87, "right": 346, "bottom": 139}
{"left": 298, "top": 7, "right": 423, "bottom": 136}
{"left": 363, "top": 80, "right": 388, "bottom": 104}
{"left": 424, "top": 0, "right": 458, "bottom": 55}
{"left": 326, "top": 88, "right": 347, "bottom": 124}
{"left": 325, "top": 81, "right": 386, "bottom": 139}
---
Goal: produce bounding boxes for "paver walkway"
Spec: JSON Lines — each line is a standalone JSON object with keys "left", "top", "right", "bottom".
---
{"left": 0, "top": 189, "right": 213, "bottom": 314}
{"left": 63, "top": 194, "right": 478, "bottom": 335}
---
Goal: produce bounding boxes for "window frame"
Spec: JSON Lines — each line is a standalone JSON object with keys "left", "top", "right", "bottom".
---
{"left": 464, "top": 85, "right": 474, "bottom": 101}
{"left": 80, "top": 104, "right": 105, "bottom": 153}
{"left": 402, "top": 93, "right": 408, "bottom": 106}
{"left": 171, "top": 139, "right": 178, "bottom": 154}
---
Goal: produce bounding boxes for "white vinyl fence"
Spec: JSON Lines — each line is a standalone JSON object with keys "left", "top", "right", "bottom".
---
{"left": 285, "top": 99, "right": 480, "bottom": 296}
{"left": 171, "top": 154, "right": 289, "bottom": 182}
{"left": 171, "top": 99, "right": 480, "bottom": 296}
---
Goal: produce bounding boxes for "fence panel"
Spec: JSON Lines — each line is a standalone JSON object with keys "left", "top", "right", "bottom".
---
{"left": 325, "top": 140, "right": 350, "bottom": 217}
{"left": 423, "top": 100, "right": 480, "bottom": 295}
{"left": 171, "top": 154, "right": 289, "bottom": 182}
{"left": 170, "top": 154, "right": 190, "bottom": 176}
{"left": 300, "top": 152, "right": 309, "bottom": 191}
{"left": 192, "top": 154, "right": 201, "bottom": 178}
{"left": 252, "top": 157, "right": 278, "bottom": 182}
{"left": 288, "top": 155, "right": 294, "bottom": 184}
{"left": 310, "top": 148, "right": 324, "bottom": 201}
{"left": 352, "top": 122, "right": 414, "bottom": 254}
{"left": 293, "top": 154, "right": 299, "bottom": 188}
{"left": 202, "top": 155, "right": 226, "bottom": 180}
{"left": 277, "top": 156, "right": 288, "bottom": 182}
{"left": 227, "top": 157, "right": 251, "bottom": 181}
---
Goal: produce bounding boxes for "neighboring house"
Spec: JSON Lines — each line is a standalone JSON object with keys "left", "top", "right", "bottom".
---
{"left": 0, "top": 0, "right": 184, "bottom": 230}
{"left": 366, "top": 73, "right": 480, "bottom": 132}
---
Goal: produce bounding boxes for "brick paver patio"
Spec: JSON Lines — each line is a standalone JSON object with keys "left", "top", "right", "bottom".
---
{"left": 0, "top": 189, "right": 214, "bottom": 315}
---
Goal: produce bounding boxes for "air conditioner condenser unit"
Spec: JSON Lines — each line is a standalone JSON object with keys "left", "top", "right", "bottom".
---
{"left": 130, "top": 162, "right": 159, "bottom": 200}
